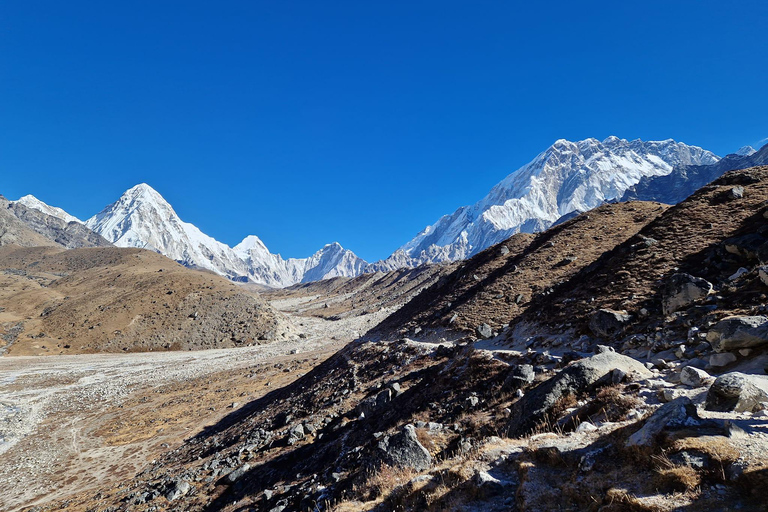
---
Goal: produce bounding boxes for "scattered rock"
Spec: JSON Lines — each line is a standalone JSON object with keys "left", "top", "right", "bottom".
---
{"left": 377, "top": 424, "right": 432, "bottom": 471}
{"left": 164, "top": 480, "right": 191, "bottom": 502}
{"left": 662, "top": 273, "right": 713, "bottom": 315}
{"left": 724, "top": 234, "right": 766, "bottom": 260}
{"left": 705, "top": 372, "right": 768, "bottom": 413}
{"left": 588, "top": 309, "right": 631, "bottom": 338}
{"left": 706, "top": 316, "right": 768, "bottom": 352}
{"left": 680, "top": 366, "right": 714, "bottom": 388}
{"left": 225, "top": 463, "right": 251, "bottom": 484}
{"left": 627, "top": 397, "right": 700, "bottom": 447}
{"left": 476, "top": 323, "right": 493, "bottom": 339}
{"left": 728, "top": 186, "right": 744, "bottom": 199}
{"left": 709, "top": 352, "right": 737, "bottom": 367}
{"left": 502, "top": 364, "right": 535, "bottom": 391}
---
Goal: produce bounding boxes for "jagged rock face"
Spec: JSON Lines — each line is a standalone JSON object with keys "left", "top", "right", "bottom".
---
{"left": 0, "top": 196, "right": 59, "bottom": 248}
{"left": 84, "top": 184, "right": 367, "bottom": 287}
{"left": 7, "top": 201, "right": 110, "bottom": 249}
{"left": 384, "top": 137, "right": 718, "bottom": 269}
{"left": 621, "top": 143, "right": 768, "bottom": 205}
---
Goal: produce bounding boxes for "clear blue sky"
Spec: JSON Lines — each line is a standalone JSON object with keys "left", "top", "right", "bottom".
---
{"left": 1, "top": 1, "right": 766, "bottom": 261}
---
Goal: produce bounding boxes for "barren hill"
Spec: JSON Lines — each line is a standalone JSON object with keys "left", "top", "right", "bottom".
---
{"left": 0, "top": 245, "right": 296, "bottom": 355}
{"left": 371, "top": 201, "right": 668, "bottom": 339}
{"left": 510, "top": 165, "right": 768, "bottom": 345}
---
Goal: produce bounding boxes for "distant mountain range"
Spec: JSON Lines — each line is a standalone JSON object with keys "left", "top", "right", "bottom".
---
{"left": 10, "top": 136, "right": 765, "bottom": 287}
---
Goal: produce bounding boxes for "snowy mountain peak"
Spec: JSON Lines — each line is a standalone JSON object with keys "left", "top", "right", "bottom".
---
{"left": 85, "top": 184, "right": 367, "bottom": 287}
{"left": 385, "top": 137, "right": 719, "bottom": 268}
{"left": 14, "top": 195, "right": 82, "bottom": 224}
{"left": 736, "top": 145, "right": 757, "bottom": 156}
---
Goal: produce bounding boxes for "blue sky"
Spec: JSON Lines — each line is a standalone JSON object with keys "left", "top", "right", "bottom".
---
{"left": 1, "top": 1, "right": 766, "bottom": 261}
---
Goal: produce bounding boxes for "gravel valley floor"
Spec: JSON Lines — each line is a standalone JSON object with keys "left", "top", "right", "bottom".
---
{"left": 0, "top": 301, "right": 365, "bottom": 512}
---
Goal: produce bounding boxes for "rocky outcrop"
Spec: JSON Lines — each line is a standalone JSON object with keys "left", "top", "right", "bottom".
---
{"left": 7, "top": 201, "right": 111, "bottom": 249}
{"left": 507, "top": 352, "right": 651, "bottom": 436}
{"left": 705, "top": 372, "right": 768, "bottom": 413}
{"left": 377, "top": 424, "right": 432, "bottom": 471}
{"left": 706, "top": 316, "right": 768, "bottom": 352}
{"left": 626, "top": 397, "right": 700, "bottom": 447}
{"left": 662, "top": 273, "right": 713, "bottom": 315}
{"left": 589, "top": 309, "right": 631, "bottom": 338}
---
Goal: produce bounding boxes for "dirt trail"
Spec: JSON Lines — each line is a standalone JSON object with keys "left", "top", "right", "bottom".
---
{"left": 0, "top": 300, "right": 354, "bottom": 512}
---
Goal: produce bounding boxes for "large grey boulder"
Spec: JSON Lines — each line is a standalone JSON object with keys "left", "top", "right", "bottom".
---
{"left": 502, "top": 364, "right": 535, "bottom": 391}
{"left": 680, "top": 366, "right": 714, "bottom": 388}
{"left": 662, "top": 273, "right": 713, "bottom": 315}
{"left": 627, "top": 397, "right": 700, "bottom": 448}
{"left": 377, "top": 424, "right": 432, "bottom": 471}
{"left": 705, "top": 372, "right": 768, "bottom": 413}
{"left": 589, "top": 309, "right": 631, "bottom": 338}
{"left": 507, "top": 352, "right": 652, "bottom": 437}
{"left": 706, "top": 316, "right": 768, "bottom": 352}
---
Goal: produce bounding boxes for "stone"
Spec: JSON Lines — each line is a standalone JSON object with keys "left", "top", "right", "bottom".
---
{"left": 706, "top": 316, "right": 768, "bottom": 352}
{"left": 466, "top": 395, "right": 480, "bottom": 408}
{"left": 758, "top": 266, "right": 768, "bottom": 286}
{"left": 709, "top": 353, "right": 737, "bottom": 367}
{"left": 589, "top": 309, "right": 631, "bottom": 338}
{"left": 502, "top": 364, "right": 535, "bottom": 391}
{"left": 728, "top": 186, "right": 744, "bottom": 199}
{"left": 164, "top": 480, "right": 191, "bottom": 502}
{"left": 472, "top": 470, "right": 506, "bottom": 497}
{"left": 662, "top": 273, "right": 713, "bottom": 315}
{"left": 680, "top": 366, "right": 714, "bottom": 388}
{"left": 377, "top": 424, "right": 432, "bottom": 471}
{"left": 476, "top": 323, "right": 493, "bottom": 339}
{"left": 225, "top": 463, "right": 251, "bottom": 484}
{"left": 729, "top": 267, "right": 749, "bottom": 281}
{"left": 287, "top": 424, "right": 305, "bottom": 445}
{"left": 705, "top": 372, "right": 768, "bottom": 413}
{"left": 507, "top": 352, "right": 652, "bottom": 436}
{"left": 576, "top": 421, "right": 598, "bottom": 433}
{"left": 669, "top": 450, "right": 710, "bottom": 470}
{"left": 499, "top": 245, "right": 510, "bottom": 256}
{"left": 724, "top": 234, "right": 766, "bottom": 260}
{"left": 627, "top": 397, "right": 700, "bottom": 447}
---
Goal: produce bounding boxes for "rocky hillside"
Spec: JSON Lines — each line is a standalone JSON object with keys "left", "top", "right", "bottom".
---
{"left": 0, "top": 245, "right": 296, "bottom": 355}
{"left": 33, "top": 166, "right": 768, "bottom": 512}
{"left": 372, "top": 201, "right": 668, "bottom": 339}
{"left": 0, "top": 194, "right": 110, "bottom": 250}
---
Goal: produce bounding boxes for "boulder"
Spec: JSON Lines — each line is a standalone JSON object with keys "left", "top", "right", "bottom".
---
{"left": 724, "top": 234, "right": 766, "bottom": 260}
{"left": 507, "top": 352, "right": 652, "bottom": 437}
{"left": 680, "top": 366, "right": 714, "bottom": 388}
{"left": 626, "top": 397, "right": 700, "bottom": 448}
{"left": 705, "top": 372, "right": 768, "bottom": 412}
{"left": 662, "top": 273, "right": 713, "bottom": 315}
{"left": 709, "top": 352, "right": 737, "bottom": 367}
{"left": 589, "top": 309, "right": 631, "bottom": 338}
{"left": 377, "top": 424, "right": 432, "bottom": 471}
{"left": 164, "top": 480, "right": 191, "bottom": 502}
{"left": 502, "top": 364, "right": 535, "bottom": 391}
{"left": 476, "top": 323, "right": 493, "bottom": 339}
{"left": 706, "top": 316, "right": 768, "bottom": 352}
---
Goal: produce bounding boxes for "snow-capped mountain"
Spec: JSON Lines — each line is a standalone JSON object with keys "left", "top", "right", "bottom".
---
{"left": 85, "top": 183, "right": 366, "bottom": 287}
{"left": 381, "top": 137, "right": 720, "bottom": 268}
{"left": 736, "top": 145, "right": 757, "bottom": 156}
{"left": 15, "top": 195, "right": 82, "bottom": 224}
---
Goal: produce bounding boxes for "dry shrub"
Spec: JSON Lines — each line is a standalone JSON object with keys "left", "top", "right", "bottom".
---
{"left": 654, "top": 465, "right": 702, "bottom": 493}
{"left": 364, "top": 464, "right": 418, "bottom": 500}
{"left": 601, "top": 488, "right": 664, "bottom": 512}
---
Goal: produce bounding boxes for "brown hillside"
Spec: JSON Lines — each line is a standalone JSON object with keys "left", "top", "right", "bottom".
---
{"left": 265, "top": 264, "right": 453, "bottom": 320}
{"left": 512, "top": 165, "right": 768, "bottom": 342}
{"left": 372, "top": 201, "right": 668, "bottom": 339}
{"left": 0, "top": 245, "right": 295, "bottom": 355}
